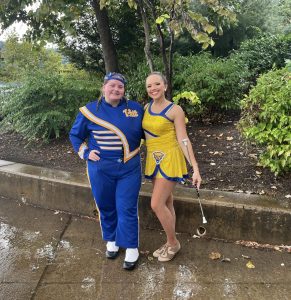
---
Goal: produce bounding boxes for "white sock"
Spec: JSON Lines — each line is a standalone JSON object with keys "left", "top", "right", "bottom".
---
{"left": 106, "top": 241, "right": 119, "bottom": 252}
{"left": 125, "top": 248, "right": 139, "bottom": 262}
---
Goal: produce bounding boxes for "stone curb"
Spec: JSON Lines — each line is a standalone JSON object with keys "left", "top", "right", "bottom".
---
{"left": 0, "top": 160, "right": 290, "bottom": 244}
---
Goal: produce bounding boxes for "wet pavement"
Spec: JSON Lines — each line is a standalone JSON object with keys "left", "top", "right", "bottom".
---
{"left": 0, "top": 195, "right": 291, "bottom": 300}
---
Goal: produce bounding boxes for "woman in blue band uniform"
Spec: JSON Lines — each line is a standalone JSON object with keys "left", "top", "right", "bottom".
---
{"left": 69, "top": 73, "right": 144, "bottom": 270}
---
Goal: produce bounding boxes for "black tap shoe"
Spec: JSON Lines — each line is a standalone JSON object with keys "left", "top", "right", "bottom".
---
{"left": 106, "top": 250, "right": 119, "bottom": 259}
{"left": 123, "top": 259, "right": 138, "bottom": 271}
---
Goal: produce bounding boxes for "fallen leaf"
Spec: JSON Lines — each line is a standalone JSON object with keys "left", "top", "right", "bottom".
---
{"left": 255, "top": 171, "right": 262, "bottom": 175}
{"left": 210, "top": 162, "right": 216, "bottom": 166}
{"left": 227, "top": 186, "right": 235, "bottom": 191}
{"left": 192, "top": 234, "right": 201, "bottom": 239}
{"left": 221, "top": 257, "right": 231, "bottom": 262}
{"left": 259, "top": 190, "right": 265, "bottom": 195}
{"left": 209, "top": 252, "right": 221, "bottom": 260}
{"left": 235, "top": 190, "right": 244, "bottom": 193}
{"left": 242, "top": 255, "right": 251, "bottom": 259}
{"left": 271, "top": 186, "right": 277, "bottom": 189}
{"left": 285, "top": 195, "right": 291, "bottom": 199}
{"left": 226, "top": 136, "right": 234, "bottom": 141}
{"left": 274, "top": 246, "right": 281, "bottom": 251}
{"left": 246, "top": 261, "right": 255, "bottom": 269}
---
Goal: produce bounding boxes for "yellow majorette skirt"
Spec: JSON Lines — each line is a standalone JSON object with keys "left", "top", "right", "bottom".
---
{"left": 144, "top": 131, "right": 188, "bottom": 182}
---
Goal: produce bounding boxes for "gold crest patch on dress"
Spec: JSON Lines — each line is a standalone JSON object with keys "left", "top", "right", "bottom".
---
{"left": 152, "top": 151, "right": 165, "bottom": 165}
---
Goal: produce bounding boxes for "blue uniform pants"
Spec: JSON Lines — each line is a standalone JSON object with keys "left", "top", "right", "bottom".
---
{"left": 87, "top": 155, "right": 141, "bottom": 248}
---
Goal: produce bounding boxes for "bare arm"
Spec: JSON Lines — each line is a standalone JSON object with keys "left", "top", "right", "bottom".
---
{"left": 168, "top": 105, "right": 202, "bottom": 188}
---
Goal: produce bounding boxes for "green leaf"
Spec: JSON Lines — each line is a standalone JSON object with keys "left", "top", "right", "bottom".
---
{"left": 196, "top": 32, "right": 210, "bottom": 43}
{"left": 127, "top": 0, "right": 137, "bottom": 9}
{"left": 202, "top": 42, "right": 209, "bottom": 49}
{"left": 156, "top": 14, "right": 170, "bottom": 25}
{"left": 204, "top": 24, "right": 216, "bottom": 34}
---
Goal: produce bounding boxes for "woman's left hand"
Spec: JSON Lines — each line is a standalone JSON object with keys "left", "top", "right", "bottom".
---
{"left": 192, "top": 170, "right": 202, "bottom": 189}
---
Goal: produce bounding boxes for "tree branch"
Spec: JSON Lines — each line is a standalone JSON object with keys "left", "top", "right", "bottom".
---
{"left": 137, "top": 0, "right": 154, "bottom": 72}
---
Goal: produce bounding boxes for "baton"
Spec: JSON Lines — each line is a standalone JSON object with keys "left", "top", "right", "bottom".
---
{"left": 182, "top": 139, "right": 207, "bottom": 236}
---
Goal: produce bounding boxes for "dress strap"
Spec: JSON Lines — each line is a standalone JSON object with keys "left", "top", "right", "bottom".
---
{"left": 148, "top": 101, "right": 175, "bottom": 116}
{"left": 163, "top": 103, "right": 175, "bottom": 115}
{"left": 144, "top": 103, "right": 150, "bottom": 111}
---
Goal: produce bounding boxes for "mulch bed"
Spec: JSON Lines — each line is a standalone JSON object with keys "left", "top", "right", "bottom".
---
{"left": 0, "top": 117, "right": 290, "bottom": 200}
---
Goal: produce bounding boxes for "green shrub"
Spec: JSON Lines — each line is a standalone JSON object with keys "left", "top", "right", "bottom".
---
{"left": 239, "top": 67, "right": 291, "bottom": 175}
{"left": 173, "top": 91, "right": 202, "bottom": 118}
{"left": 125, "top": 57, "right": 164, "bottom": 104}
{"left": 125, "top": 60, "right": 150, "bottom": 103}
{"left": 126, "top": 53, "right": 250, "bottom": 118}
{"left": 174, "top": 53, "right": 250, "bottom": 117}
{"left": 231, "top": 34, "right": 291, "bottom": 83}
{"left": 1, "top": 66, "right": 101, "bottom": 143}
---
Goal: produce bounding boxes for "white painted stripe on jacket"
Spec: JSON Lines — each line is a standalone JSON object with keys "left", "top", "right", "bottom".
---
{"left": 93, "top": 135, "right": 120, "bottom": 140}
{"left": 100, "top": 146, "right": 123, "bottom": 150}
{"left": 97, "top": 141, "right": 123, "bottom": 145}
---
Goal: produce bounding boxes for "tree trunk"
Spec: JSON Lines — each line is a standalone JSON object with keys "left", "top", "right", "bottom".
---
{"left": 144, "top": 0, "right": 172, "bottom": 99}
{"left": 91, "top": 0, "right": 119, "bottom": 73}
{"left": 167, "top": 27, "right": 174, "bottom": 100}
{"left": 137, "top": 0, "right": 154, "bottom": 72}
{"left": 168, "top": 3, "right": 176, "bottom": 100}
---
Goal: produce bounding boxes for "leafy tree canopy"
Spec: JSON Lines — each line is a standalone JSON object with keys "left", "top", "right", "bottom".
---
{"left": 0, "top": 0, "right": 145, "bottom": 72}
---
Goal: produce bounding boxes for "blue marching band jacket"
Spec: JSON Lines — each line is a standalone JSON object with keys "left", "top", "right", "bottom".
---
{"left": 69, "top": 98, "right": 144, "bottom": 162}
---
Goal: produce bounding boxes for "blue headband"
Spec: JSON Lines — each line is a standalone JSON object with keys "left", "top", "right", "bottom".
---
{"left": 104, "top": 72, "right": 127, "bottom": 85}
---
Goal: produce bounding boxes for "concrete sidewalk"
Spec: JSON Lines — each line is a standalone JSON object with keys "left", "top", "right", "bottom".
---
{"left": 0, "top": 195, "right": 291, "bottom": 300}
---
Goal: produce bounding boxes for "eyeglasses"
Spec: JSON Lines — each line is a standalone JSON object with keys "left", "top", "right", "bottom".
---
{"left": 104, "top": 72, "right": 127, "bottom": 85}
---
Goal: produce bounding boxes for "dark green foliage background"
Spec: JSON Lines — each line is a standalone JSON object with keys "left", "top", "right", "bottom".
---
{"left": 239, "top": 67, "right": 291, "bottom": 174}
{"left": 0, "top": 69, "right": 101, "bottom": 143}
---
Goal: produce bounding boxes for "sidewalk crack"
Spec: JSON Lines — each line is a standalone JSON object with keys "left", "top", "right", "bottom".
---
{"left": 30, "top": 215, "right": 72, "bottom": 300}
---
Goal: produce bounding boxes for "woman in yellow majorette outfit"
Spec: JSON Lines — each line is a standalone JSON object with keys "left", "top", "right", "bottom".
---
{"left": 142, "top": 72, "right": 202, "bottom": 262}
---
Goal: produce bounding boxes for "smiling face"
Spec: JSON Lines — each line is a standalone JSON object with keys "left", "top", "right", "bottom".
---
{"left": 102, "top": 79, "right": 125, "bottom": 104}
{"left": 146, "top": 74, "right": 167, "bottom": 101}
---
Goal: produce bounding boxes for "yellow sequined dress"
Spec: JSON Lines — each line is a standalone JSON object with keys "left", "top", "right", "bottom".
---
{"left": 142, "top": 101, "right": 188, "bottom": 182}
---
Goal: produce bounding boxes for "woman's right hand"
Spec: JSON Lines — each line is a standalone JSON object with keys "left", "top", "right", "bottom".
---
{"left": 89, "top": 150, "right": 100, "bottom": 161}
